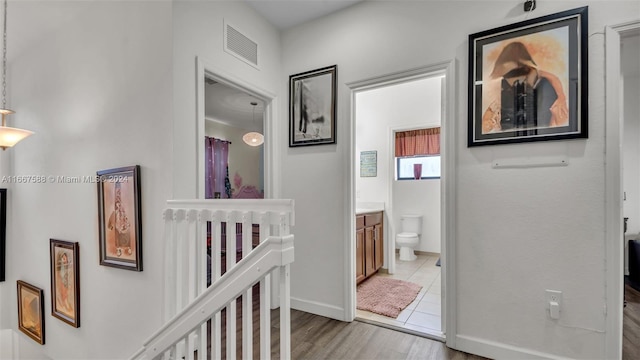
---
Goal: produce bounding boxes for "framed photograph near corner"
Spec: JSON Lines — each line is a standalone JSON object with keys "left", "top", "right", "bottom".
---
{"left": 50, "top": 239, "right": 80, "bottom": 328}
{"left": 468, "top": 7, "right": 588, "bottom": 146}
{"left": 97, "top": 165, "right": 142, "bottom": 271}
{"left": 289, "top": 65, "right": 337, "bottom": 147}
{"left": 17, "top": 280, "right": 45, "bottom": 345}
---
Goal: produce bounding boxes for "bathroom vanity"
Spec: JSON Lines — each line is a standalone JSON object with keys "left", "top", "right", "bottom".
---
{"left": 355, "top": 211, "right": 384, "bottom": 284}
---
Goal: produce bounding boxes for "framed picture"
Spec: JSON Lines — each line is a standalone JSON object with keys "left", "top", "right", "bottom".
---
{"left": 0, "top": 189, "right": 6, "bottom": 282}
{"left": 17, "top": 280, "right": 45, "bottom": 345}
{"left": 360, "top": 151, "right": 377, "bottom": 177}
{"left": 97, "top": 165, "right": 142, "bottom": 271}
{"left": 468, "top": 7, "right": 588, "bottom": 146}
{"left": 289, "top": 65, "right": 337, "bottom": 147}
{"left": 50, "top": 239, "right": 80, "bottom": 327}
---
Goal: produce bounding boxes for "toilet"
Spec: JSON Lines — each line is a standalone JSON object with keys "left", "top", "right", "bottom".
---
{"left": 396, "top": 215, "right": 423, "bottom": 261}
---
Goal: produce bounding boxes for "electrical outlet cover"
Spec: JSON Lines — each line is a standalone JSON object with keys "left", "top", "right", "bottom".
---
{"left": 545, "top": 289, "right": 563, "bottom": 308}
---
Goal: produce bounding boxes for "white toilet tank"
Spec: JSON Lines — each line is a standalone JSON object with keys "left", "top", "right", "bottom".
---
{"left": 401, "top": 214, "right": 423, "bottom": 235}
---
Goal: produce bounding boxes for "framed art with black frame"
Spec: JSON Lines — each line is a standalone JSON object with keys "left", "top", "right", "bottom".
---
{"left": 289, "top": 65, "right": 337, "bottom": 147}
{"left": 97, "top": 165, "right": 142, "bottom": 271}
{"left": 468, "top": 7, "right": 588, "bottom": 147}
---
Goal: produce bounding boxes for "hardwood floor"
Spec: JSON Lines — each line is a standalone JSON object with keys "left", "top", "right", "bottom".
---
{"left": 284, "top": 310, "right": 485, "bottom": 360}
{"left": 624, "top": 281, "right": 640, "bottom": 359}
{"left": 206, "top": 286, "right": 483, "bottom": 359}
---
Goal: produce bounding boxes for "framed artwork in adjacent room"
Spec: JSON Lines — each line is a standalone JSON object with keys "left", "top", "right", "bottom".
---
{"left": 289, "top": 65, "right": 337, "bottom": 147}
{"left": 50, "top": 239, "right": 80, "bottom": 327}
{"left": 17, "top": 280, "right": 45, "bottom": 345}
{"left": 97, "top": 165, "right": 142, "bottom": 271}
{"left": 468, "top": 7, "right": 588, "bottom": 146}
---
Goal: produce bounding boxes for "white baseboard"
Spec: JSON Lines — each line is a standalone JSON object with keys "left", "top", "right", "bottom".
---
{"left": 290, "top": 297, "right": 346, "bottom": 321}
{"left": 455, "top": 334, "right": 570, "bottom": 360}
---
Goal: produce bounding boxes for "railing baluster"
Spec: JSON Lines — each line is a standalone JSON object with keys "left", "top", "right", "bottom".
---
{"left": 260, "top": 273, "right": 271, "bottom": 360}
{"left": 163, "top": 209, "right": 176, "bottom": 322}
{"left": 280, "top": 264, "right": 291, "bottom": 360}
{"left": 242, "top": 211, "right": 253, "bottom": 359}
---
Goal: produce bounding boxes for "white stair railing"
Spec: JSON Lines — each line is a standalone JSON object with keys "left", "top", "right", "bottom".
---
{"left": 131, "top": 199, "right": 294, "bottom": 360}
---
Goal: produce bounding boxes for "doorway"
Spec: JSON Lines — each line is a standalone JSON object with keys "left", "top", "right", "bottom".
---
{"left": 619, "top": 26, "right": 640, "bottom": 359}
{"left": 347, "top": 62, "right": 456, "bottom": 343}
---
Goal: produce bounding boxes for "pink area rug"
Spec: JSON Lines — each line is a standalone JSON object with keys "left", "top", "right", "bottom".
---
{"left": 357, "top": 276, "right": 422, "bottom": 318}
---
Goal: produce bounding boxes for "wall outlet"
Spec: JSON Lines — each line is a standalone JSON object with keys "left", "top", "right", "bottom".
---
{"left": 546, "top": 290, "right": 562, "bottom": 319}
{"left": 546, "top": 289, "right": 562, "bottom": 307}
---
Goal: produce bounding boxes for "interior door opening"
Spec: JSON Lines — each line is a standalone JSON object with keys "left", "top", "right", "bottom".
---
{"left": 351, "top": 67, "right": 450, "bottom": 341}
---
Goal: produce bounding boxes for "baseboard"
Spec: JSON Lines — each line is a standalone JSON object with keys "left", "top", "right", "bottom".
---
{"left": 290, "top": 297, "right": 346, "bottom": 321}
{"left": 394, "top": 249, "right": 440, "bottom": 257}
{"left": 455, "top": 334, "right": 571, "bottom": 360}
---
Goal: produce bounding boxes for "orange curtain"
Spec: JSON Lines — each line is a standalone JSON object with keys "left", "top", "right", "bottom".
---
{"left": 395, "top": 128, "right": 440, "bottom": 157}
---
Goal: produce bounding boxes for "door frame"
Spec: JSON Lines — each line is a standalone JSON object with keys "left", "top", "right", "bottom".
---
{"left": 345, "top": 60, "right": 457, "bottom": 344}
{"left": 195, "top": 56, "right": 281, "bottom": 306}
{"left": 195, "top": 56, "right": 279, "bottom": 200}
{"left": 604, "top": 19, "right": 640, "bottom": 359}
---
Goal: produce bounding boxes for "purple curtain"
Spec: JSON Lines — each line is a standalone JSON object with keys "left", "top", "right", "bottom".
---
{"left": 205, "top": 136, "right": 230, "bottom": 199}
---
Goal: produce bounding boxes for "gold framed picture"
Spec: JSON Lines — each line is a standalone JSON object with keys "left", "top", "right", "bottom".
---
{"left": 17, "top": 280, "right": 45, "bottom": 345}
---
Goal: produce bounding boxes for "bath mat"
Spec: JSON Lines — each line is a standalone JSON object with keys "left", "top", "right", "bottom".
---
{"left": 357, "top": 277, "right": 422, "bottom": 318}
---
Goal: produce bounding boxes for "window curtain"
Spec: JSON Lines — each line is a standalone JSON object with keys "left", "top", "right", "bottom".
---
{"left": 205, "top": 136, "right": 231, "bottom": 199}
{"left": 395, "top": 128, "right": 440, "bottom": 157}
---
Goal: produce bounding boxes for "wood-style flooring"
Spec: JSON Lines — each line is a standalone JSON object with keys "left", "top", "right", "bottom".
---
{"left": 285, "top": 309, "right": 484, "bottom": 360}
{"left": 624, "top": 281, "right": 640, "bottom": 359}
{"left": 208, "top": 288, "right": 483, "bottom": 359}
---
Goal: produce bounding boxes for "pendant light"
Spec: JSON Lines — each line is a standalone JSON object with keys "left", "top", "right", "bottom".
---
{"left": 0, "top": 0, "right": 32, "bottom": 150}
{"left": 242, "top": 101, "right": 263, "bottom": 147}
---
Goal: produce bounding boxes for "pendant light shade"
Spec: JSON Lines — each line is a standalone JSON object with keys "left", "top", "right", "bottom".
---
{"left": 243, "top": 102, "right": 263, "bottom": 146}
{"left": 0, "top": 0, "right": 33, "bottom": 150}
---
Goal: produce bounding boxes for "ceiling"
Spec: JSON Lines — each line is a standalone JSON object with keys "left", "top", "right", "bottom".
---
{"left": 205, "top": 80, "right": 265, "bottom": 132}
{"left": 245, "top": 0, "right": 364, "bottom": 30}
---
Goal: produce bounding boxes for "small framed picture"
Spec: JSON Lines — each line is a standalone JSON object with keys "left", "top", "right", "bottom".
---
{"left": 50, "top": 239, "right": 80, "bottom": 327}
{"left": 17, "top": 280, "right": 45, "bottom": 345}
{"left": 97, "top": 165, "right": 142, "bottom": 271}
{"left": 468, "top": 7, "right": 588, "bottom": 146}
{"left": 289, "top": 65, "right": 337, "bottom": 147}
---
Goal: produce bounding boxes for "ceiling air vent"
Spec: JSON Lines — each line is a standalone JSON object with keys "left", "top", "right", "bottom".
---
{"left": 224, "top": 21, "right": 259, "bottom": 69}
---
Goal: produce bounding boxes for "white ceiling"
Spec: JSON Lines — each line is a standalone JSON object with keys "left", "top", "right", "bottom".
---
{"left": 205, "top": 80, "right": 265, "bottom": 132}
{"left": 245, "top": 0, "right": 364, "bottom": 30}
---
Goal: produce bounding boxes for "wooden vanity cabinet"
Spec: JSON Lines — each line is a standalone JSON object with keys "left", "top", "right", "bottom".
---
{"left": 356, "top": 211, "right": 383, "bottom": 284}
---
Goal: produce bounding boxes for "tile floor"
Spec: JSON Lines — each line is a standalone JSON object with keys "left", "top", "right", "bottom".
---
{"left": 356, "top": 252, "right": 443, "bottom": 338}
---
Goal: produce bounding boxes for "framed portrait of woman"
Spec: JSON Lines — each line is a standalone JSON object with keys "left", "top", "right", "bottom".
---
{"left": 50, "top": 239, "right": 80, "bottom": 327}
{"left": 97, "top": 165, "right": 142, "bottom": 271}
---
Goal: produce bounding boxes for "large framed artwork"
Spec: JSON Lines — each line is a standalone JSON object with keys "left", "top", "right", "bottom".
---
{"left": 17, "top": 280, "right": 45, "bottom": 345}
{"left": 50, "top": 239, "right": 80, "bottom": 328}
{"left": 0, "top": 188, "right": 6, "bottom": 282}
{"left": 468, "top": 7, "right": 588, "bottom": 146}
{"left": 289, "top": 65, "right": 337, "bottom": 147}
{"left": 97, "top": 165, "right": 142, "bottom": 271}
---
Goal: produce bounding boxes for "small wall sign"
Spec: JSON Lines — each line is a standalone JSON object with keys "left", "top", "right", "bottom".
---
{"left": 360, "top": 151, "right": 377, "bottom": 177}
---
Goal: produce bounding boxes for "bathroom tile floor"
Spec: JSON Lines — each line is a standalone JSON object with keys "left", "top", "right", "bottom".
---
{"left": 356, "top": 253, "right": 443, "bottom": 339}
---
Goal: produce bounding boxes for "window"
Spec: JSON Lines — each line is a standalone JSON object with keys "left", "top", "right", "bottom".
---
{"left": 396, "top": 155, "right": 441, "bottom": 180}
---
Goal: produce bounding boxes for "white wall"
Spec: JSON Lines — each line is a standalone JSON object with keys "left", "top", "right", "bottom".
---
{"left": 0, "top": 1, "right": 172, "bottom": 359}
{"left": 355, "top": 77, "right": 442, "bottom": 254}
{"left": 205, "top": 119, "right": 263, "bottom": 194}
{"left": 280, "top": 1, "right": 639, "bottom": 358}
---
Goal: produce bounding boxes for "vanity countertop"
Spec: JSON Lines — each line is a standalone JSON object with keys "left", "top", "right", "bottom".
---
{"left": 355, "top": 202, "right": 384, "bottom": 215}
